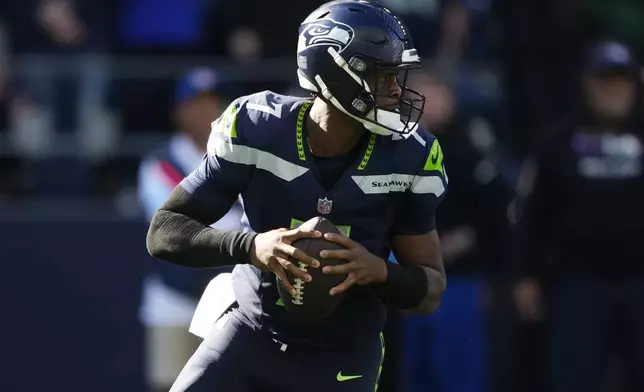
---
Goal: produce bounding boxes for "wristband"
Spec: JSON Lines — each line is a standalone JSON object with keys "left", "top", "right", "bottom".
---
{"left": 374, "top": 261, "right": 427, "bottom": 309}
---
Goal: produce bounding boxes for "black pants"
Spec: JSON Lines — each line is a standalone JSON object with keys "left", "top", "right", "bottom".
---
{"left": 170, "top": 310, "right": 385, "bottom": 392}
{"left": 547, "top": 276, "right": 644, "bottom": 392}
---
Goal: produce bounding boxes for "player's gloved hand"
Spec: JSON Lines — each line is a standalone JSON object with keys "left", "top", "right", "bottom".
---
{"left": 251, "top": 227, "right": 322, "bottom": 295}
{"left": 320, "top": 233, "right": 388, "bottom": 296}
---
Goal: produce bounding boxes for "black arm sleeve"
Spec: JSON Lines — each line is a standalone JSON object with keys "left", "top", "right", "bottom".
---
{"left": 146, "top": 185, "right": 257, "bottom": 268}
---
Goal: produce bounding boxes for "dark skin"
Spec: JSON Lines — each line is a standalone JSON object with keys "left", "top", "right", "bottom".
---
{"left": 321, "top": 230, "right": 446, "bottom": 314}
{"left": 251, "top": 71, "right": 446, "bottom": 315}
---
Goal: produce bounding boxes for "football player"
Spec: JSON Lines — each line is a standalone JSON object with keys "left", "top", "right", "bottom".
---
{"left": 146, "top": 1, "right": 448, "bottom": 391}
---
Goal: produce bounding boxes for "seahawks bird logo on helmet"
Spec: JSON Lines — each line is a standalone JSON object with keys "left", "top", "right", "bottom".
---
{"left": 297, "top": 19, "right": 355, "bottom": 54}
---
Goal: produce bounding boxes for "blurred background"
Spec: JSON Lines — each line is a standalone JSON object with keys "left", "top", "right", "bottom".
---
{"left": 2, "top": 0, "right": 644, "bottom": 391}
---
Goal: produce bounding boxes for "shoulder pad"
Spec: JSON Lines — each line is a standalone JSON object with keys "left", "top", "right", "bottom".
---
{"left": 398, "top": 128, "right": 448, "bottom": 197}
{"left": 393, "top": 128, "right": 442, "bottom": 172}
{"left": 243, "top": 90, "right": 304, "bottom": 122}
{"left": 210, "top": 90, "right": 309, "bottom": 148}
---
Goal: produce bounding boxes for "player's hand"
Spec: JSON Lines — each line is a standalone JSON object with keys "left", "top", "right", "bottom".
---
{"left": 320, "top": 233, "right": 387, "bottom": 296}
{"left": 251, "top": 227, "right": 322, "bottom": 295}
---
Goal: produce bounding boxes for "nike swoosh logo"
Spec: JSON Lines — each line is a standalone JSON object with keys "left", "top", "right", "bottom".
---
{"left": 336, "top": 371, "right": 363, "bottom": 382}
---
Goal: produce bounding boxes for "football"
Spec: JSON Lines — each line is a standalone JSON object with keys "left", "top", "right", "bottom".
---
{"left": 276, "top": 216, "right": 348, "bottom": 323}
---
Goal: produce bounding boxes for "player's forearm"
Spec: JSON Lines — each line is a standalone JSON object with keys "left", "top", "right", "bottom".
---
{"left": 407, "top": 266, "right": 446, "bottom": 315}
{"left": 374, "top": 261, "right": 445, "bottom": 314}
{"left": 146, "top": 209, "right": 256, "bottom": 268}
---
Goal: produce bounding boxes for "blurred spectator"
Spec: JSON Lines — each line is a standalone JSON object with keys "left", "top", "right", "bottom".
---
{"left": 137, "top": 67, "right": 243, "bottom": 392}
{"left": 403, "top": 69, "right": 514, "bottom": 392}
{"left": 7, "top": 0, "right": 116, "bottom": 160}
{"left": 422, "top": 0, "right": 503, "bottom": 128}
{"left": 512, "top": 40, "right": 644, "bottom": 392}
{"left": 497, "top": 0, "right": 644, "bottom": 155}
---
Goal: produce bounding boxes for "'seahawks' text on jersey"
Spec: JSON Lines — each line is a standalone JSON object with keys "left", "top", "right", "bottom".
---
{"left": 181, "top": 91, "right": 448, "bottom": 347}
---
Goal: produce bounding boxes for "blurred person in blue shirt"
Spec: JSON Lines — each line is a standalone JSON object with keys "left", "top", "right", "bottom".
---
{"left": 401, "top": 68, "right": 515, "bottom": 392}
{"left": 137, "top": 67, "right": 243, "bottom": 392}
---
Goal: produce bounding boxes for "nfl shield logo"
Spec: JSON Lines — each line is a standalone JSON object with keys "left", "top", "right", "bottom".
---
{"left": 317, "top": 197, "right": 333, "bottom": 215}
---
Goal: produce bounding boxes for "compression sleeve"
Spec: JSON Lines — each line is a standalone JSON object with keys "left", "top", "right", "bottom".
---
{"left": 146, "top": 186, "right": 257, "bottom": 268}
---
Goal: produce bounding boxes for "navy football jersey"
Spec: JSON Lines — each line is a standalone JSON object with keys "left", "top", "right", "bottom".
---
{"left": 181, "top": 91, "right": 448, "bottom": 347}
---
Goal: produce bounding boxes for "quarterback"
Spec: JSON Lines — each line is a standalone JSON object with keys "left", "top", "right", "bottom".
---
{"left": 146, "top": 1, "right": 448, "bottom": 391}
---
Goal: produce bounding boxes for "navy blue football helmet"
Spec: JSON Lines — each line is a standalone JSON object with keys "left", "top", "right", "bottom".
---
{"left": 297, "top": 0, "right": 425, "bottom": 137}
